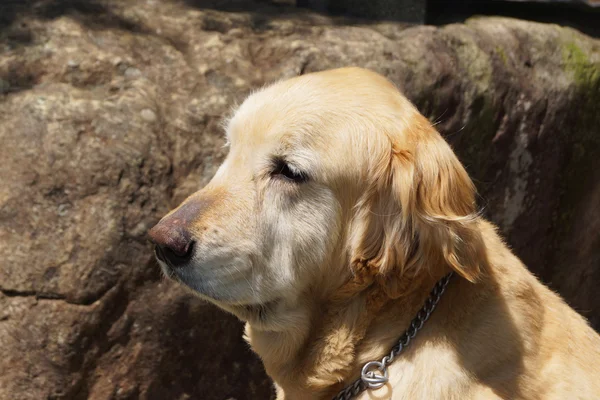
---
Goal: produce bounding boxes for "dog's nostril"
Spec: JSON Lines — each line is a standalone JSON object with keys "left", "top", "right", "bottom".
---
{"left": 148, "top": 223, "right": 195, "bottom": 266}
{"left": 165, "top": 240, "right": 194, "bottom": 259}
{"left": 154, "top": 239, "right": 194, "bottom": 267}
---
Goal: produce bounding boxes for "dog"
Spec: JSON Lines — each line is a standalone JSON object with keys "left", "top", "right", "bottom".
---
{"left": 149, "top": 67, "right": 600, "bottom": 399}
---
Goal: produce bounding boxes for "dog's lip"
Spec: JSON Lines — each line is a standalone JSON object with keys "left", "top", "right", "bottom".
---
{"left": 153, "top": 252, "right": 280, "bottom": 310}
{"left": 153, "top": 247, "right": 181, "bottom": 281}
{"left": 154, "top": 245, "right": 177, "bottom": 272}
{"left": 154, "top": 245, "right": 167, "bottom": 263}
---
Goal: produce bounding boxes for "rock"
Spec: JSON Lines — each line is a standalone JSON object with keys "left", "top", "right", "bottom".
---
{"left": 140, "top": 108, "right": 157, "bottom": 122}
{"left": 0, "top": 1, "right": 598, "bottom": 399}
{"left": 124, "top": 67, "right": 142, "bottom": 79}
{"left": 67, "top": 59, "right": 80, "bottom": 68}
{"left": 0, "top": 78, "right": 9, "bottom": 94}
{"left": 299, "top": 0, "right": 426, "bottom": 23}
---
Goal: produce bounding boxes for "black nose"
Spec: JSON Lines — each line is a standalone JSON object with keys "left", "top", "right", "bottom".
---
{"left": 148, "top": 222, "right": 194, "bottom": 266}
{"left": 149, "top": 199, "right": 205, "bottom": 266}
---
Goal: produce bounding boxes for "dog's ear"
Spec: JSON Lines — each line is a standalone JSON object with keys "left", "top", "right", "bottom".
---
{"left": 349, "top": 120, "right": 488, "bottom": 297}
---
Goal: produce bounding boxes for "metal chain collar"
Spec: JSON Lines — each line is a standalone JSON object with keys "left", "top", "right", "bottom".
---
{"left": 332, "top": 272, "right": 454, "bottom": 400}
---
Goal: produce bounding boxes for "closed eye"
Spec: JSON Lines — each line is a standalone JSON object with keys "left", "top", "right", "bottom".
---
{"left": 271, "top": 158, "right": 308, "bottom": 183}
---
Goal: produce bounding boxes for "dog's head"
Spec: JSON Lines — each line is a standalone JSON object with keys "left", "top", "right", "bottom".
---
{"left": 149, "top": 67, "right": 487, "bottom": 322}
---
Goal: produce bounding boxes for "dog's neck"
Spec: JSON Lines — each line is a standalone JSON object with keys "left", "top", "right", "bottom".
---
{"left": 244, "top": 267, "right": 448, "bottom": 400}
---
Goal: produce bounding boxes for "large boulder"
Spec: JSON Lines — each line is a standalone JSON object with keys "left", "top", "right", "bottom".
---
{"left": 0, "top": 1, "right": 598, "bottom": 399}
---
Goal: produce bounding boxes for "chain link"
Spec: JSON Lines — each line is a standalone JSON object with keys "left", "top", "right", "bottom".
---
{"left": 332, "top": 272, "right": 453, "bottom": 400}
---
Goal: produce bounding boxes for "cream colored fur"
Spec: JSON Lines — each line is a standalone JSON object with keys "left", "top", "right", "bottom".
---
{"left": 155, "top": 67, "right": 600, "bottom": 399}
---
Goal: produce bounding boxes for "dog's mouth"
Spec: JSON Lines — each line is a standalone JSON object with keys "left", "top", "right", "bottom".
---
{"left": 153, "top": 247, "right": 198, "bottom": 291}
{"left": 154, "top": 248, "right": 281, "bottom": 321}
{"left": 154, "top": 246, "right": 178, "bottom": 278}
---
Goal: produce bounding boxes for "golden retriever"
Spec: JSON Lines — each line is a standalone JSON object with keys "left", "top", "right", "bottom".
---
{"left": 149, "top": 67, "right": 600, "bottom": 400}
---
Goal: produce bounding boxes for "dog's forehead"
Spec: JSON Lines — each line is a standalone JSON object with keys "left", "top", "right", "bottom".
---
{"left": 227, "top": 81, "right": 324, "bottom": 143}
{"left": 222, "top": 68, "right": 416, "bottom": 180}
{"left": 227, "top": 72, "right": 388, "bottom": 149}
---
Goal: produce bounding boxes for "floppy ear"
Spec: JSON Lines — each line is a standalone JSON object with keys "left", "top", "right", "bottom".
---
{"left": 349, "top": 122, "right": 488, "bottom": 297}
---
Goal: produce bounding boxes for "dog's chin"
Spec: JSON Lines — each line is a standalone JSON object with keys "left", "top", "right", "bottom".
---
{"left": 221, "top": 300, "right": 282, "bottom": 324}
